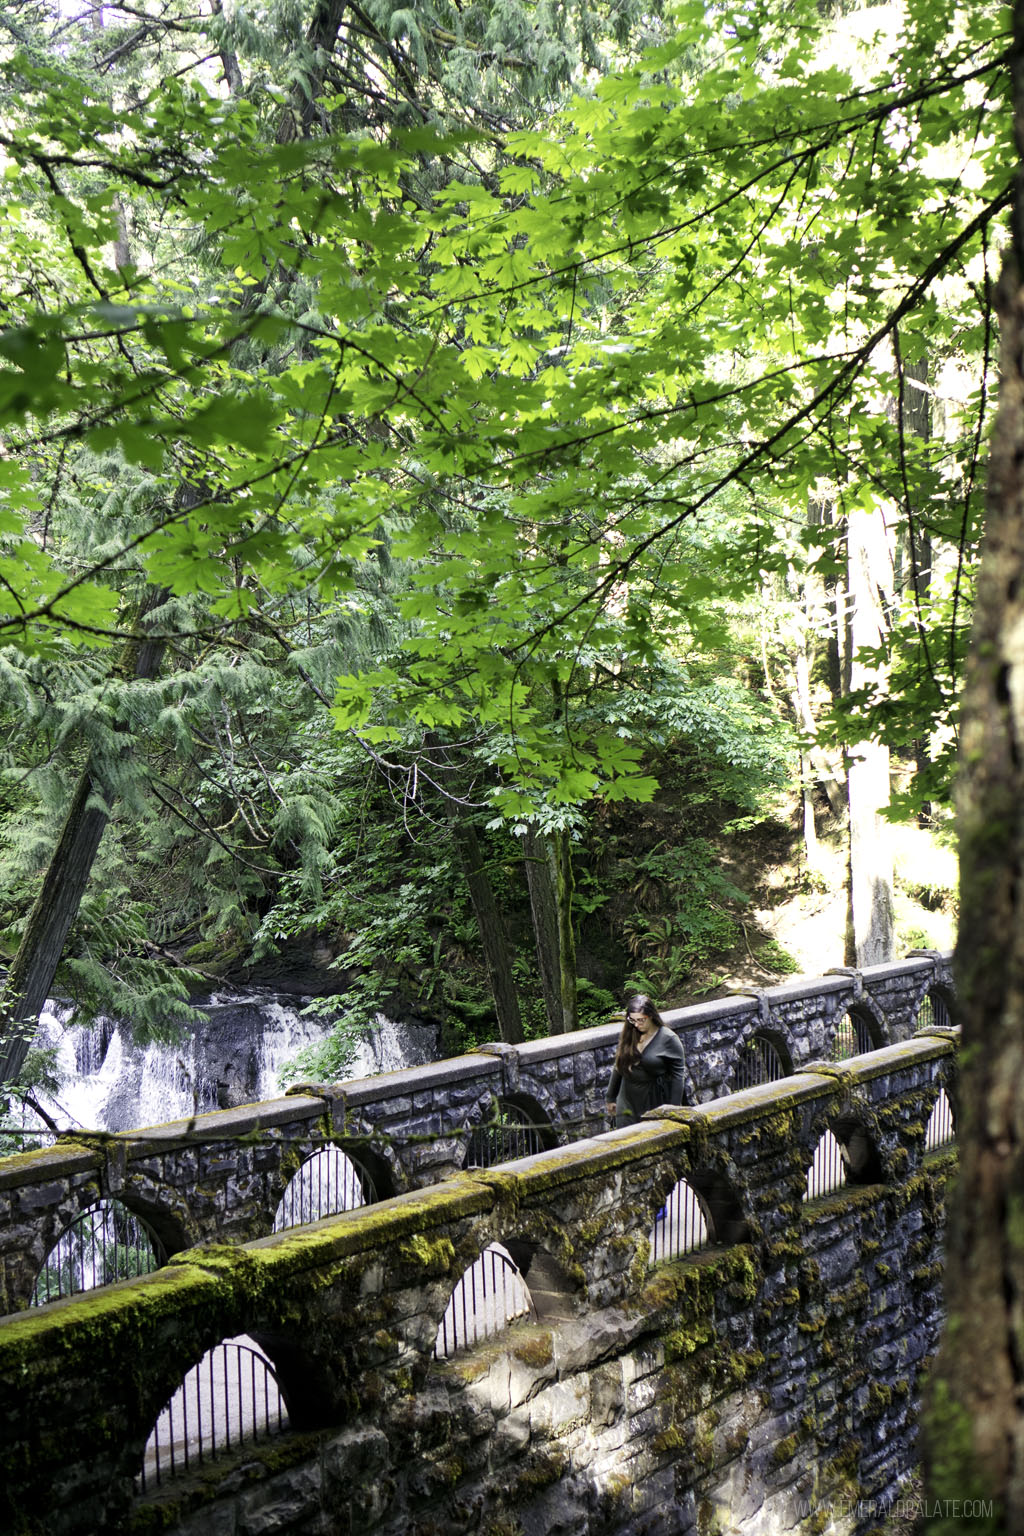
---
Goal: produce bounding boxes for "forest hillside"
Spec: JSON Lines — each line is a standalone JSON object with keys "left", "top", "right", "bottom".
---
{"left": 0, "top": 0, "right": 980, "bottom": 1092}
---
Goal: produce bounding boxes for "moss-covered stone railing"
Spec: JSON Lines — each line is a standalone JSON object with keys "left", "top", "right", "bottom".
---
{"left": 0, "top": 952, "right": 953, "bottom": 1314}
{"left": 0, "top": 1026, "right": 957, "bottom": 1536}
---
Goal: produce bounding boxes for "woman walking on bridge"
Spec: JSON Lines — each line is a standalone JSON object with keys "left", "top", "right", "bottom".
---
{"left": 605, "top": 994, "right": 687, "bottom": 1128}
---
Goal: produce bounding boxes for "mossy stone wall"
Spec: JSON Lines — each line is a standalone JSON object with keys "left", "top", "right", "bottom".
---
{"left": 0, "top": 954, "right": 952, "bottom": 1314}
{"left": 0, "top": 1030, "right": 957, "bottom": 1536}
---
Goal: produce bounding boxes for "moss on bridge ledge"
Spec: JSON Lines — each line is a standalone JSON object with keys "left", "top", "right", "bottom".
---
{"left": 468, "top": 1118, "right": 694, "bottom": 1197}
{"left": 0, "top": 995, "right": 957, "bottom": 1536}
{"left": 0, "top": 1260, "right": 224, "bottom": 1369}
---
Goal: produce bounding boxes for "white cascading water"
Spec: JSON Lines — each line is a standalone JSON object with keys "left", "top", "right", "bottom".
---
{"left": 15, "top": 995, "right": 438, "bottom": 1136}
{"left": 250, "top": 1000, "right": 424, "bottom": 1100}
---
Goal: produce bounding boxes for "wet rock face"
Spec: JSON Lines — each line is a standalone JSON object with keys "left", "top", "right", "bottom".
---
{"left": 29, "top": 991, "right": 441, "bottom": 1136}
{"left": 193, "top": 999, "right": 269, "bottom": 1111}
{"left": 221, "top": 938, "right": 350, "bottom": 995}
{"left": 190, "top": 995, "right": 440, "bottom": 1113}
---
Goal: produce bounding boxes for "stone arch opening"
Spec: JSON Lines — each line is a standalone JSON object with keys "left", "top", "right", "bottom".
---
{"left": 135, "top": 1333, "right": 291, "bottom": 1494}
{"left": 31, "top": 1198, "right": 164, "bottom": 1306}
{"left": 804, "top": 1115, "right": 882, "bottom": 1201}
{"left": 925, "top": 1085, "right": 956, "bottom": 1151}
{"left": 648, "top": 1167, "right": 747, "bottom": 1263}
{"left": 272, "top": 1141, "right": 392, "bottom": 1231}
{"left": 733, "top": 1030, "right": 792, "bottom": 1090}
{"left": 433, "top": 1242, "right": 536, "bottom": 1358}
{"left": 464, "top": 1092, "right": 558, "bottom": 1169}
{"left": 344, "top": 1138, "right": 398, "bottom": 1201}
{"left": 499, "top": 1239, "right": 580, "bottom": 1323}
{"left": 916, "top": 988, "right": 953, "bottom": 1032}
{"left": 805, "top": 1129, "right": 846, "bottom": 1198}
{"left": 650, "top": 1177, "right": 711, "bottom": 1263}
{"left": 828, "top": 1005, "right": 881, "bottom": 1061}
{"left": 691, "top": 1167, "right": 750, "bottom": 1245}
{"left": 118, "top": 1191, "right": 191, "bottom": 1265}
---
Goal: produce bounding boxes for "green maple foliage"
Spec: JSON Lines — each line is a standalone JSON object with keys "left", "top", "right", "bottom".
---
{"left": 0, "top": 2, "right": 1005, "bottom": 803}
{"left": 0, "top": 0, "right": 1009, "bottom": 1071}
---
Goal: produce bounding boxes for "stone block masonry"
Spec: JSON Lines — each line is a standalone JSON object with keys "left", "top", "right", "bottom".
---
{"left": 0, "top": 1025, "right": 958, "bottom": 1536}
{"left": 0, "top": 953, "right": 953, "bottom": 1314}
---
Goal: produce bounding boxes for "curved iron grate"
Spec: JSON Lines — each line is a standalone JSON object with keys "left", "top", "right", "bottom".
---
{"left": 137, "top": 1335, "right": 288, "bottom": 1492}
{"left": 649, "top": 1179, "right": 712, "bottom": 1263}
{"left": 925, "top": 1087, "right": 955, "bottom": 1150}
{"left": 272, "top": 1145, "right": 372, "bottom": 1231}
{"left": 31, "top": 1199, "right": 161, "bottom": 1305}
{"left": 734, "top": 1033, "right": 788, "bottom": 1091}
{"left": 465, "top": 1101, "right": 548, "bottom": 1169}
{"left": 828, "top": 1012, "right": 874, "bottom": 1062}
{"left": 917, "top": 992, "right": 950, "bottom": 1032}
{"left": 804, "top": 1129, "right": 847, "bottom": 1200}
{"left": 434, "top": 1243, "right": 535, "bottom": 1358}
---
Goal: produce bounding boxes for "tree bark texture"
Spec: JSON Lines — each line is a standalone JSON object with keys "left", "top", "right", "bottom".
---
{"left": 924, "top": 8, "right": 1024, "bottom": 1523}
{"left": 448, "top": 812, "right": 523, "bottom": 1044}
{"left": 208, "top": 0, "right": 244, "bottom": 96}
{"left": 845, "top": 499, "right": 895, "bottom": 965}
{"left": 522, "top": 825, "right": 578, "bottom": 1036}
{"left": 899, "top": 350, "right": 937, "bottom": 818}
{"left": 276, "top": 0, "right": 350, "bottom": 142}
{"left": 0, "top": 593, "right": 168, "bottom": 1087}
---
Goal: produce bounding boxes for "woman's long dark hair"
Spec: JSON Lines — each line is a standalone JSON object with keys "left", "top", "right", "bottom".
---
{"left": 613, "top": 994, "right": 666, "bottom": 1075}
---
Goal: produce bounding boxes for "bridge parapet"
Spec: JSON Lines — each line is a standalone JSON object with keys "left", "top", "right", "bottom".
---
{"left": 0, "top": 952, "right": 954, "bottom": 1314}
{"left": 0, "top": 1027, "right": 958, "bottom": 1536}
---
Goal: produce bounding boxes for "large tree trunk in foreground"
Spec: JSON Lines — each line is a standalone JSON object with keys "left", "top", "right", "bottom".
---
{"left": 923, "top": 11, "right": 1024, "bottom": 1522}
{"left": 0, "top": 594, "right": 167, "bottom": 1088}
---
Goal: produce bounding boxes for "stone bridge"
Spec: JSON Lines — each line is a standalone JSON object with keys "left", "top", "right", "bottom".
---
{"left": 0, "top": 952, "right": 953, "bottom": 1312}
{"left": 0, "top": 954, "right": 958, "bottom": 1535}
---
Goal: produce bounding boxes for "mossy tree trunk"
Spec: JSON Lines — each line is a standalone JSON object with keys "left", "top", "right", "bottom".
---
{"left": 276, "top": 0, "right": 350, "bottom": 142}
{"left": 844, "top": 496, "right": 895, "bottom": 966}
{"left": 923, "top": 9, "right": 1024, "bottom": 1524}
{"left": 522, "top": 823, "right": 578, "bottom": 1036}
{"left": 448, "top": 811, "right": 523, "bottom": 1044}
{"left": 896, "top": 348, "right": 936, "bottom": 823}
{"left": 424, "top": 732, "right": 524, "bottom": 1045}
{"left": 520, "top": 676, "right": 579, "bottom": 1037}
{"left": 0, "top": 592, "right": 168, "bottom": 1088}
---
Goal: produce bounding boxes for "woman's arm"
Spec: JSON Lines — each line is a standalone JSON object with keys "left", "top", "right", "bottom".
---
{"left": 660, "top": 1031, "right": 687, "bottom": 1105}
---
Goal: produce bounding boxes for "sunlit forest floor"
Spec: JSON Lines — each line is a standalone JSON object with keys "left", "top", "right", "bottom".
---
{"left": 665, "top": 808, "right": 957, "bottom": 1007}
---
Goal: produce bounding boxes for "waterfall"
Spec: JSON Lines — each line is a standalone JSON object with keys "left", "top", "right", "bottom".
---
{"left": 13, "top": 993, "right": 439, "bottom": 1137}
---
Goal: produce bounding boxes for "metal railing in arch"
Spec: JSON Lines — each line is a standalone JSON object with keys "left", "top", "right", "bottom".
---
{"left": 465, "top": 1101, "right": 550, "bottom": 1169}
{"left": 828, "top": 1011, "right": 876, "bottom": 1062}
{"left": 925, "top": 1087, "right": 956, "bottom": 1150}
{"left": 272, "top": 1145, "right": 374, "bottom": 1231}
{"left": 433, "top": 1243, "right": 536, "bottom": 1358}
{"left": 649, "top": 1179, "right": 712, "bottom": 1264}
{"left": 136, "top": 1335, "right": 289, "bottom": 1493}
{"left": 31, "top": 1199, "right": 162, "bottom": 1306}
{"left": 917, "top": 991, "right": 951, "bottom": 1032}
{"left": 733, "top": 1033, "right": 789, "bottom": 1091}
{"left": 804, "top": 1130, "right": 847, "bottom": 1200}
